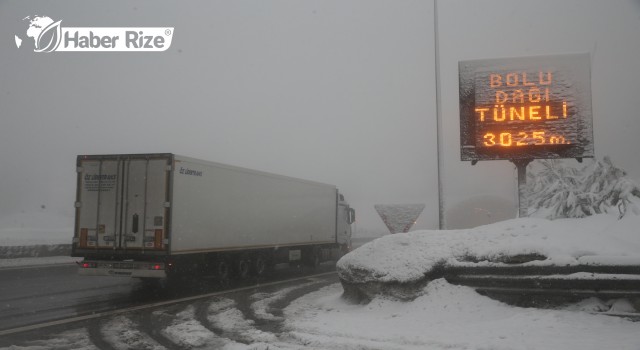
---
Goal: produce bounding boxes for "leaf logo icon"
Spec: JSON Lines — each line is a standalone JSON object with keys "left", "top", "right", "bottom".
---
{"left": 35, "top": 20, "right": 62, "bottom": 53}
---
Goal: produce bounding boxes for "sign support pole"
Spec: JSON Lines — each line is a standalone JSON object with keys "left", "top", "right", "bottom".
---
{"left": 510, "top": 158, "right": 533, "bottom": 218}
{"left": 433, "top": 0, "right": 444, "bottom": 229}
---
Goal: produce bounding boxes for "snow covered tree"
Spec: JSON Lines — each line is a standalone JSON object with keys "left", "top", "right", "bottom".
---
{"left": 527, "top": 157, "right": 640, "bottom": 219}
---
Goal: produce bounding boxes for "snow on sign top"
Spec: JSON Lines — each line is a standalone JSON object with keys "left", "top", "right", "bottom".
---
{"left": 459, "top": 53, "right": 594, "bottom": 162}
{"left": 374, "top": 204, "right": 425, "bottom": 234}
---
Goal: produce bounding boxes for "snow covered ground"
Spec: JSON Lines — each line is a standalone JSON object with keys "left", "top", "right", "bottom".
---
{"left": 7, "top": 279, "right": 638, "bottom": 350}
{"left": 282, "top": 281, "right": 640, "bottom": 350}
{"left": 0, "top": 225, "right": 75, "bottom": 267}
{"left": 0, "top": 255, "right": 76, "bottom": 268}
{"left": 2, "top": 214, "right": 640, "bottom": 349}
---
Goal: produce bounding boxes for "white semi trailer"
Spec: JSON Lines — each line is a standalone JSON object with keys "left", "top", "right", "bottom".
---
{"left": 72, "top": 153, "right": 355, "bottom": 282}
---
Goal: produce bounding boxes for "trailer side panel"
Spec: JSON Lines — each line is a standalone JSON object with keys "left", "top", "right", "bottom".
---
{"left": 170, "top": 156, "right": 337, "bottom": 254}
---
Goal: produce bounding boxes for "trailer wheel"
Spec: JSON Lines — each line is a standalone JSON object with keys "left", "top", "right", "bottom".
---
{"left": 235, "top": 258, "right": 250, "bottom": 279}
{"left": 253, "top": 255, "right": 267, "bottom": 276}
{"left": 217, "top": 260, "right": 230, "bottom": 280}
{"left": 311, "top": 249, "right": 321, "bottom": 268}
{"left": 304, "top": 247, "right": 321, "bottom": 269}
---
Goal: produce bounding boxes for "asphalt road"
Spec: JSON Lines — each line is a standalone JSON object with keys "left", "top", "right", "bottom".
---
{"left": 1, "top": 263, "right": 151, "bottom": 332}
{"left": 0, "top": 260, "right": 339, "bottom": 333}
{"left": 0, "top": 263, "right": 340, "bottom": 348}
{"left": 0, "top": 238, "right": 375, "bottom": 346}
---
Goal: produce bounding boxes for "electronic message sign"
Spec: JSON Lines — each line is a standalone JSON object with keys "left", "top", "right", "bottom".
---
{"left": 459, "top": 53, "right": 594, "bottom": 162}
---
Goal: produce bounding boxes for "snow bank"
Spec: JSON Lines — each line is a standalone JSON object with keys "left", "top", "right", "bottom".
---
{"left": 283, "top": 281, "right": 640, "bottom": 350}
{"left": 337, "top": 213, "right": 640, "bottom": 284}
{"left": 0, "top": 255, "right": 76, "bottom": 268}
{"left": 0, "top": 244, "right": 71, "bottom": 259}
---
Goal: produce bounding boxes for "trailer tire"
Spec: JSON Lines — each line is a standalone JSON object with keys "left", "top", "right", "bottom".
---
{"left": 235, "top": 258, "right": 250, "bottom": 280}
{"left": 253, "top": 255, "right": 267, "bottom": 276}
{"left": 304, "top": 247, "right": 321, "bottom": 269}
{"left": 312, "top": 249, "right": 321, "bottom": 269}
{"left": 217, "top": 260, "right": 230, "bottom": 280}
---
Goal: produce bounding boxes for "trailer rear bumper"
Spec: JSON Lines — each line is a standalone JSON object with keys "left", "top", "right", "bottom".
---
{"left": 77, "top": 260, "right": 167, "bottom": 278}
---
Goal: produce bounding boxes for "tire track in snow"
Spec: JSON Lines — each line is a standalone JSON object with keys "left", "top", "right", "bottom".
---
{"left": 88, "top": 319, "right": 117, "bottom": 350}
{"left": 0, "top": 272, "right": 339, "bottom": 349}
{"left": 159, "top": 305, "right": 244, "bottom": 349}
{"left": 196, "top": 297, "right": 251, "bottom": 345}
{"left": 205, "top": 297, "right": 278, "bottom": 345}
{"left": 139, "top": 311, "right": 182, "bottom": 350}
{"left": 101, "top": 315, "right": 166, "bottom": 350}
{"left": 249, "top": 279, "right": 332, "bottom": 335}
{"left": 252, "top": 280, "right": 330, "bottom": 321}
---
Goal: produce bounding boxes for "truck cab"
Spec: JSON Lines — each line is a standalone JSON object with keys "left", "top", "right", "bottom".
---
{"left": 337, "top": 193, "right": 356, "bottom": 252}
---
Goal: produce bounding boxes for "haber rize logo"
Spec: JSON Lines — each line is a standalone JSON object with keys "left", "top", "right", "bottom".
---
{"left": 15, "top": 15, "right": 174, "bottom": 52}
{"left": 15, "top": 15, "right": 62, "bottom": 52}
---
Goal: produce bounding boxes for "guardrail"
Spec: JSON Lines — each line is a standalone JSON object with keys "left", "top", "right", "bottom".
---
{"left": 443, "top": 264, "right": 640, "bottom": 314}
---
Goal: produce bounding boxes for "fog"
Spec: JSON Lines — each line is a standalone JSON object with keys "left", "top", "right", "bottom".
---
{"left": 437, "top": 0, "right": 640, "bottom": 228}
{"left": 1, "top": 0, "right": 639, "bottom": 235}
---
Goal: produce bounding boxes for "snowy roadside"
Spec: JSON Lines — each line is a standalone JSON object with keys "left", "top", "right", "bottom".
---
{"left": 6, "top": 277, "right": 638, "bottom": 350}
{"left": 2, "top": 212, "right": 638, "bottom": 348}
{"left": 0, "top": 255, "right": 77, "bottom": 269}
{"left": 0, "top": 243, "right": 75, "bottom": 269}
{"left": 0, "top": 227, "right": 75, "bottom": 268}
{"left": 282, "top": 281, "right": 640, "bottom": 350}
{"left": 2, "top": 215, "right": 640, "bottom": 349}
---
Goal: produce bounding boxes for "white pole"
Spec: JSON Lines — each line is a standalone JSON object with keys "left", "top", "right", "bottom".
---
{"left": 433, "top": 0, "right": 444, "bottom": 229}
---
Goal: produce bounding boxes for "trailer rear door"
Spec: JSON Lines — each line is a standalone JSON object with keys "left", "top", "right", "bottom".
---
{"left": 75, "top": 155, "right": 171, "bottom": 252}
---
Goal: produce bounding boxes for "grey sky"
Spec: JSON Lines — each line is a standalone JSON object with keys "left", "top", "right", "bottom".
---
{"left": 0, "top": 1, "right": 639, "bottom": 234}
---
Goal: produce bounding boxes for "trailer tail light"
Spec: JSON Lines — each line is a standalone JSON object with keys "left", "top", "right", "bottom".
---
{"left": 154, "top": 229, "right": 163, "bottom": 249}
{"left": 146, "top": 263, "right": 164, "bottom": 271}
{"left": 79, "top": 228, "right": 88, "bottom": 248}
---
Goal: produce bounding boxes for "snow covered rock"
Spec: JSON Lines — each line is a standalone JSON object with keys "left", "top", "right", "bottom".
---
{"left": 337, "top": 213, "right": 640, "bottom": 303}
